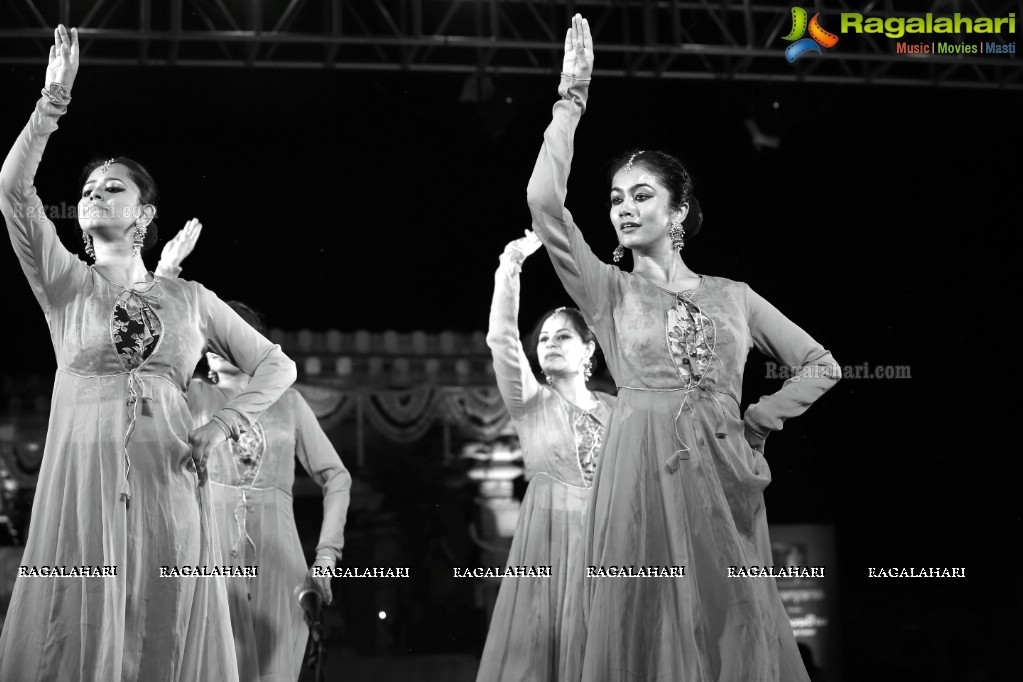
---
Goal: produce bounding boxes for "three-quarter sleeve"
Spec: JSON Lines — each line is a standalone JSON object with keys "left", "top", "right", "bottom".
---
{"left": 292, "top": 391, "right": 351, "bottom": 561}
{"left": 200, "top": 285, "right": 297, "bottom": 438}
{"left": 742, "top": 285, "right": 841, "bottom": 442}
{"left": 154, "top": 260, "right": 182, "bottom": 278}
{"left": 486, "top": 248, "right": 541, "bottom": 420}
{"left": 1, "top": 97, "right": 81, "bottom": 313}
{"left": 526, "top": 77, "right": 617, "bottom": 323}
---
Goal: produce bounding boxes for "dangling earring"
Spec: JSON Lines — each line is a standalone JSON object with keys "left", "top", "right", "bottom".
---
{"left": 132, "top": 222, "right": 147, "bottom": 257}
{"left": 82, "top": 232, "right": 95, "bottom": 260}
{"left": 208, "top": 369, "right": 220, "bottom": 384}
{"left": 544, "top": 374, "right": 553, "bottom": 386}
{"left": 668, "top": 213, "right": 685, "bottom": 253}
{"left": 613, "top": 244, "right": 625, "bottom": 263}
{"left": 582, "top": 358, "right": 593, "bottom": 381}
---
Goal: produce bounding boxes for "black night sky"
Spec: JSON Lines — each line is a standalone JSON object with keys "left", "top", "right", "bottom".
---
{"left": 1, "top": 56, "right": 1021, "bottom": 678}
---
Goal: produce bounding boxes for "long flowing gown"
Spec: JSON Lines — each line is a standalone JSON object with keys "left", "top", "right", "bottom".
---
{"left": 476, "top": 245, "right": 615, "bottom": 681}
{"left": 0, "top": 94, "right": 297, "bottom": 682}
{"left": 526, "top": 76, "right": 841, "bottom": 682}
{"left": 186, "top": 381, "right": 351, "bottom": 682}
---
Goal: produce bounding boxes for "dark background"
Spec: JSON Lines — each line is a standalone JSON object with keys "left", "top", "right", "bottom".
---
{"left": 1, "top": 60, "right": 1020, "bottom": 679}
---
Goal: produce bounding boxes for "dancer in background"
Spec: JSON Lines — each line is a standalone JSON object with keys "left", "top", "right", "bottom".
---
{"left": 0, "top": 26, "right": 296, "bottom": 681}
{"left": 158, "top": 237, "right": 352, "bottom": 682}
{"left": 527, "top": 15, "right": 840, "bottom": 681}
{"left": 477, "top": 229, "right": 615, "bottom": 681}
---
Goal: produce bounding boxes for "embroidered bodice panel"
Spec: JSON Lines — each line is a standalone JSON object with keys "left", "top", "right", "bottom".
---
{"left": 111, "top": 288, "right": 162, "bottom": 372}
{"left": 666, "top": 292, "right": 718, "bottom": 386}
{"left": 570, "top": 406, "right": 605, "bottom": 486}
{"left": 228, "top": 420, "right": 267, "bottom": 487}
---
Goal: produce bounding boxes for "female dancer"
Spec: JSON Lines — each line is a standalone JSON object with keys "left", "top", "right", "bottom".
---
{"left": 527, "top": 15, "right": 840, "bottom": 681}
{"left": 157, "top": 242, "right": 351, "bottom": 682}
{"left": 0, "top": 26, "right": 296, "bottom": 681}
{"left": 477, "top": 230, "right": 615, "bottom": 681}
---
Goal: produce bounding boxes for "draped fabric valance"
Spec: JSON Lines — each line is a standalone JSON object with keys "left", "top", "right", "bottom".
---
{"left": 0, "top": 385, "right": 513, "bottom": 490}
{"left": 294, "top": 384, "right": 511, "bottom": 443}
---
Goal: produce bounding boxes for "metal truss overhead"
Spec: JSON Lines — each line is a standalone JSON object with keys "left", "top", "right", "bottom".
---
{"left": 1, "top": 1, "right": 1020, "bottom": 90}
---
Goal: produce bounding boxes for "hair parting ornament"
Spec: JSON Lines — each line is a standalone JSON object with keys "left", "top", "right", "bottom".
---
{"left": 623, "top": 150, "right": 645, "bottom": 175}
{"left": 100, "top": 158, "right": 114, "bottom": 174}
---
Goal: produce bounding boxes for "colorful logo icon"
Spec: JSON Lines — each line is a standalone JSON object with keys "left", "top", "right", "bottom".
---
{"left": 783, "top": 8, "right": 839, "bottom": 62}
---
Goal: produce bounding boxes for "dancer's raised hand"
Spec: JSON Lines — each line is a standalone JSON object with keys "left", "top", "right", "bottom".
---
{"left": 505, "top": 229, "right": 543, "bottom": 261}
{"left": 562, "top": 14, "right": 593, "bottom": 80}
{"left": 161, "top": 218, "right": 204, "bottom": 269}
{"left": 45, "top": 24, "right": 79, "bottom": 90}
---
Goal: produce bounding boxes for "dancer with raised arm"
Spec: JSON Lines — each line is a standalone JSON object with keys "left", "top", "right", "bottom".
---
{"left": 527, "top": 15, "right": 840, "bottom": 681}
{"left": 0, "top": 26, "right": 296, "bottom": 681}
{"left": 157, "top": 237, "right": 352, "bottom": 682}
{"left": 477, "top": 229, "right": 615, "bottom": 681}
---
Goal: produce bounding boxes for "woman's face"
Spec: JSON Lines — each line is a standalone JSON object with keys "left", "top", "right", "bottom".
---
{"left": 536, "top": 313, "right": 593, "bottom": 378}
{"left": 78, "top": 163, "right": 150, "bottom": 236}
{"left": 608, "top": 165, "right": 686, "bottom": 253}
{"left": 206, "top": 351, "right": 241, "bottom": 377}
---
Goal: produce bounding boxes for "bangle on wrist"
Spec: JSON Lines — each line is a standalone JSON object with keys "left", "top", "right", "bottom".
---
{"left": 560, "top": 72, "right": 591, "bottom": 83}
{"left": 41, "top": 82, "right": 72, "bottom": 106}
{"left": 315, "top": 554, "right": 336, "bottom": 567}
{"left": 500, "top": 249, "right": 526, "bottom": 264}
{"left": 210, "top": 415, "right": 234, "bottom": 441}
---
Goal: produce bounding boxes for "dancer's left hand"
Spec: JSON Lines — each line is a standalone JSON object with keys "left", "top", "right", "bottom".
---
{"left": 504, "top": 229, "right": 542, "bottom": 261}
{"left": 308, "top": 557, "right": 334, "bottom": 605}
{"left": 189, "top": 421, "right": 228, "bottom": 472}
{"left": 743, "top": 423, "right": 767, "bottom": 455}
{"left": 161, "top": 218, "right": 203, "bottom": 268}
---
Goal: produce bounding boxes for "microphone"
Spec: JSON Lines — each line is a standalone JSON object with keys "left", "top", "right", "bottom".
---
{"left": 294, "top": 584, "right": 324, "bottom": 638}
{"left": 295, "top": 584, "right": 327, "bottom": 677}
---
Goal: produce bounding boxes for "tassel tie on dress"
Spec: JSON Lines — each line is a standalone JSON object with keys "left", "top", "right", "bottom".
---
{"left": 231, "top": 490, "right": 258, "bottom": 574}
{"left": 617, "top": 384, "right": 735, "bottom": 474}
{"left": 120, "top": 370, "right": 154, "bottom": 507}
{"left": 113, "top": 285, "right": 163, "bottom": 509}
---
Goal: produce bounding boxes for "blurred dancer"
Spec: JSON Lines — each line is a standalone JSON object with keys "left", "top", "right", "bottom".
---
{"left": 158, "top": 231, "right": 351, "bottom": 682}
{"left": 527, "top": 15, "right": 840, "bottom": 681}
{"left": 477, "top": 230, "right": 615, "bottom": 681}
{"left": 0, "top": 26, "right": 296, "bottom": 681}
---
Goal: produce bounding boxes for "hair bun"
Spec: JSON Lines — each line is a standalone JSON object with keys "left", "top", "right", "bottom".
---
{"left": 683, "top": 196, "right": 703, "bottom": 237}
{"left": 141, "top": 221, "right": 159, "bottom": 253}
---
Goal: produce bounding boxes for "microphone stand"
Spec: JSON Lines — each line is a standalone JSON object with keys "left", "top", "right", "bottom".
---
{"left": 309, "top": 609, "right": 325, "bottom": 682}
{"left": 297, "top": 586, "right": 328, "bottom": 682}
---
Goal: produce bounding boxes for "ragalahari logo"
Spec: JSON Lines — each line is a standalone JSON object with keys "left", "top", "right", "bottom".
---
{"left": 783, "top": 8, "right": 839, "bottom": 62}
